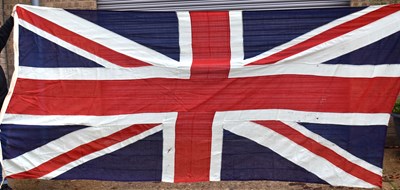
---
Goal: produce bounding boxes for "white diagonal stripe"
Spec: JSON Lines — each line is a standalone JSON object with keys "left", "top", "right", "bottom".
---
{"left": 17, "top": 5, "right": 180, "bottom": 68}
{"left": 270, "top": 10, "right": 400, "bottom": 66}
{"left": 3, "top": 112, "right": 177, "bottom": 176}
{"left": 239, "top": 5, "right": 386, "bottom": 66}
{"left": 282, "top": 121, "right": 381, "bottom": 175}
{"left": 18, "top": 19, "right": 122, "bottom": 69}
{"left": 224, "top": 120, "right": 377, "bottom": 188}
{"left": 40, "top": 124, "right": 164, "bottom": 179}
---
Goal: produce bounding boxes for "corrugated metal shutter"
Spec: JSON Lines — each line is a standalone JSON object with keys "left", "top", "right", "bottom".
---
{"left": 97, "top": 0, "right": 350, "bottom": 11}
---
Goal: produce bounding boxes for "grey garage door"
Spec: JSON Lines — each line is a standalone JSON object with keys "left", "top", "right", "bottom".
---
{"left": 97, "top": 0, "right": 350, "bottom": 11}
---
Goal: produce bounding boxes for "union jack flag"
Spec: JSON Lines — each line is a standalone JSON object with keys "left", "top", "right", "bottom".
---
{"left": 1, "top": 4, "right": 400, "bottom": 188}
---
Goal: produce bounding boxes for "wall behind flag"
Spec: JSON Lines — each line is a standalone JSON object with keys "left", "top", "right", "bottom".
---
{"left": 352, "top": 0, "right": 400, "bottom": 6}
{"left": 97, "top": 0, "right": 350, "bottom": 11}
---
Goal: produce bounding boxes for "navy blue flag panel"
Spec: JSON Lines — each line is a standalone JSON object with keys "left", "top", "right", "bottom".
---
{"left": 1, "top": 4, "right": 400, "bottom": 188}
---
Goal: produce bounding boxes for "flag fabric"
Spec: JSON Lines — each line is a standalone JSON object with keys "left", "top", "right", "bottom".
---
{"left": 1, "top": 4, "right": 400, "bottom": 188}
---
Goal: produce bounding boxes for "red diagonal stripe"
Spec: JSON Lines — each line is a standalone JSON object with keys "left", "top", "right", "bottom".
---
{"left": 16, "top": 6, "right": 151, "bottom": 68}
{"left": 7, "top": 76, "right": 400, "bottom": 115}
{"left": 248, "top": 4, "right": 400, "bottom": 65}
{"left": 255, "top": 121, "right": 382, "bottom": 187}
{"left": 8, "top": 123, "right": 160, "bottom": 179}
